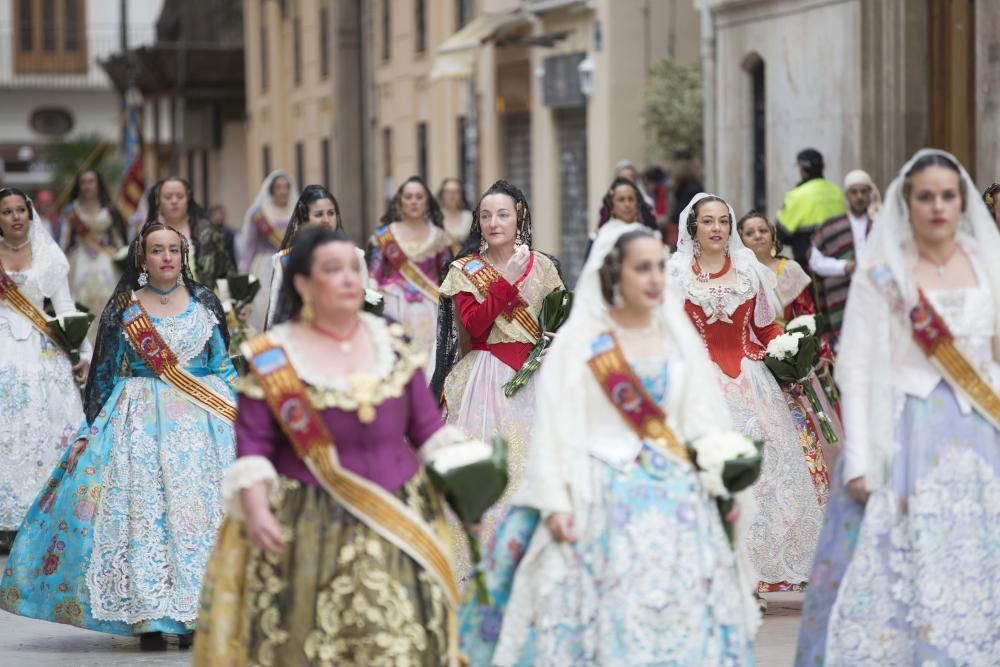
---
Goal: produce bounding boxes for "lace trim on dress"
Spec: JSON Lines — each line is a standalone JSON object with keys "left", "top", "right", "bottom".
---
{"left": 147, "top": 300, "right": 218, "bottom": 367}
{"left": 237, "top": 315, "right": 424, "bottom": 411}
{"left": 388, "top": 222, "right": 451, "bottom": 261}
{"left": 685, "top": 269, "right": 756, "bottom": 324}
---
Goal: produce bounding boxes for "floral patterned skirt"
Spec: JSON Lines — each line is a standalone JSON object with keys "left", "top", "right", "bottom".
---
{"left": 491, "top": 447, "right": 755, "bottom": 667}
{"left": 797, "top": 381, "right": 1000, "bottom": 666}
{"left": 194, "top": 473, "right": 453, "bottom": 667}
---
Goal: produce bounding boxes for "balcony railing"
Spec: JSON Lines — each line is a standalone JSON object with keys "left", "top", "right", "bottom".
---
{"left": 0, "top": 26, "right": 155, "bottom": 89}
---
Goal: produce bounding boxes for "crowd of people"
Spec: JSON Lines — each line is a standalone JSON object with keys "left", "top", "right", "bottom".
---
{"left": 0, "top": 143, "right": 996, "bottom": 666}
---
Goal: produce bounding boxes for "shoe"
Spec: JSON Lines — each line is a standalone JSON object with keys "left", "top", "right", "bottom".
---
{"left": 0, "top": 531, "right": 16, "bottom": 555}
{"left": 139, "top": 632, "right": 167, "bottom": 651}
{"left": 755, "top": 592, "right": 768, "bottom": 613}
{"left": 178, "top": 632, "right": 195, "bottom": 649}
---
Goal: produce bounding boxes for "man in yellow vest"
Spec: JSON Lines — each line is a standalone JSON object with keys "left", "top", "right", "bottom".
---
{"left": 776, "top": 148, "right": 847, "bottom": 267}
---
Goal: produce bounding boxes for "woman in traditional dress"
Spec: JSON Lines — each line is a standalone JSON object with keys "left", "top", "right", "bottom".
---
{"left": 239, "top": 171, "right": 298, "bottom": 331}
{"left": 739, "top": 210, "right": 841, "bottom": 503}
{"left": 482, "top": 223, "right": 759, "bottom": 666}
{"left": 596, "top": 176, "right": 659, "bottom": 232}
{"left": 431, "top": 180, "right": 564, "bottom": 580}
{"left": 195, "top": 225, "right": 474, "bottom": 666}
{"left": 796, "top": 149, "right": 1000, "bottom": 666}
{"left": 368, "top": 176, "right": 452, "bottom": 379}
{"left": 146, "top": 177, "right": 235, "bottom": 284}
{"left": 0, "top": 221, "right": 237, "bottom": 650}
{"left": 0, "top": 188, "right": 90, "bottom": 552}
{"left": 264, "top": 184, "right": 368, "bottom": 329}
{"left": 983, "top": 181, "right": 1000, "bottom": 228}
{"left": 667, "top": 193, "right": 823, "bottom": 595}
{"left": 438, "top": 177, "right": 474, "bottom": 253}
{"left": 58, "top": 169, "right": 127, "bottom": 334}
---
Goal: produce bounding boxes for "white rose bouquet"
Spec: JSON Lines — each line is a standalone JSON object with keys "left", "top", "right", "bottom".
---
{"left": 765, "top": 318, "right": 839, "bottom": 443}
{"left": 688, "top": 432, "right": 763, "bottom": 547}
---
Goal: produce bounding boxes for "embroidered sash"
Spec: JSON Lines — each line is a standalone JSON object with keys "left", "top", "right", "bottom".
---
{"left": 119, "top": 293, "right": 237, "bottom": 423}
{"left": 909, "top": 290, "right": 1000, "bottom": 430}
{"left": 0, "top": 262, "right": 69, "bottom": 354}
{"left": 587, "top": 331, "right": 690, "bottom": 463}
{"left": 374, "top": 226, "right": 441, "bottom": 302}
{"left": 242, "top": 335, "right": 460, "bottom": 612}
{"left": 64, "top": 207, "right": 117, "bottom": 256}
{"left": 252, "top": 208, "right": 286, "bottom": 248}
{"left": 453, "top": 255, "right": 542, "bottom": 341}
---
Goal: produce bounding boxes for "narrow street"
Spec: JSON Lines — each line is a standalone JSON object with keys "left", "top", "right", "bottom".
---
{"left": 0, "top": 555, "right": 801, "bottom": 666}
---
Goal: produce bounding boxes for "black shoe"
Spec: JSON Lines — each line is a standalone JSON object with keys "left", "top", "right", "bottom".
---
{"left": 139, "top": 632, "right": 167, "bottom": 651}
{"left": 0, "top": 531, "right": 16, "bottom": 555}
{"left": 178, "top": 632, "right": 195, "bottom": 649}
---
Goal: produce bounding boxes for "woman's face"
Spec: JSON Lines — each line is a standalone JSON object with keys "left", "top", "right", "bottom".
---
{"left": 693, "top": 200, "right": 732, "bottom": 255}
{"left": 143, "top": 229, "right": 184, "bottom": 284}
{"left": 440, "top": 180, "right": 463, "bottom": 210}
{"left": 611, "top": 185, "right": 638, "bottom": 223}
{"left": 158, "top": 180, "right": 189, "bottom": 222}
{"left": 296, "top": 241, "right": 364, "bottom": 317}
{"left": 271, "top": 177, "right": 292, "bottom": 208}
{"left": 400, "top": 182, "right": 429, "bottom": 221}
{"left": 908, "top": 166, "right": 962, "bottom": 247}
{"left": 306, "top": 198, "right": 338, "bottom": 229}
{"left": 78, "top": 171, "right": 99, "bottom": 200}
{"left": 739, "top": 216, "right": 773, "bottom": 259}
{"left": 478, "top": 193, "right": 517, "bottom": 252}
{"left": 0, "top": 194, "right": 31, "bottom": 240}
{"left": 616, "top": 236, "right": 666, "bottom": 313}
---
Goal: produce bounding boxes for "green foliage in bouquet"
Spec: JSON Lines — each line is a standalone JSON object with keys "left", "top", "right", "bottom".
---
{"left": 216, "top": 275, "right": 262, "bottom": 376}
{"left": 689, "top": 439, "right": 764, "bottom": 548}
{"left": 764, "top": 334, "right": 819, "bottom": 383}
{"left": 47, "top": 311, "right": 96, "bottom": 366}
{"left": 502, "top": 289, "right": 573, "bottom": 397}
{"left": 363, "top": 288, "right": 385, "bottom": 316}
{"left": 425, "top": 435, "right": 509, "bottom": 605}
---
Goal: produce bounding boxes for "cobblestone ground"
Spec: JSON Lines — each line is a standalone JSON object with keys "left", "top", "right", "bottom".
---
{"left": 0, "top": 557, "right": 801, "bottom": 666}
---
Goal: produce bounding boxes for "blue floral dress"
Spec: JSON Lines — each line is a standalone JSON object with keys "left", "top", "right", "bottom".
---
{"left": 462, "top": 360, "right": 755, "bottom": 666}
{"left": 0, "top": 298, "right": 236, "bottom": 636}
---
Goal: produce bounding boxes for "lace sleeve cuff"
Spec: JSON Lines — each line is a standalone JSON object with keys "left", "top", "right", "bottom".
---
{"left": 222, "top": 455, "right": 279, "bottom": 519}
{"left": 417, "top": 424, "right": 468, "bottom": 463}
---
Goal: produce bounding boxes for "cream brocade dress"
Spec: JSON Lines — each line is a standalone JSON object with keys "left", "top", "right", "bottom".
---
{"left": 439, "top": 251, "right": 563, "bottom": 579}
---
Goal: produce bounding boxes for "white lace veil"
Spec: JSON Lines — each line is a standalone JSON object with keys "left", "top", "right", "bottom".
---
{"left": 11, "top": 193, "right": 70, "bottom": 297}
{"left": 239, "top": 171, "right": 299, "bottom": 263}
{"left": 667, "top": 192, "right": 781, "bottom": 322}
{"left": 530, "top": 221, "right": 761, "bottom": 635}
{"left": 837, "top": 148, "right": 1000, "bottom": 490}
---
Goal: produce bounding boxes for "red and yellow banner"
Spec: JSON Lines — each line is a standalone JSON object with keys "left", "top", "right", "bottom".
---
{"left": 453, "top": 254, "right": 542, "bottom": 342}
{"left": 375, "top": 226, "right": 441, "bottom": 302}
{"left": 587, "top": 331, "right": 690, "bottom": 463}
{"left": 910, "top": 290, "right": 1000, "bottom": 430}
{"left": 119, "top": 293, "right": 237, "bottom": 423}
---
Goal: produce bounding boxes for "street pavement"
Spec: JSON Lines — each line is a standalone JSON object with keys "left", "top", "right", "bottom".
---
{"left": 0, "top": 556, "right": 802, "bottom": 666}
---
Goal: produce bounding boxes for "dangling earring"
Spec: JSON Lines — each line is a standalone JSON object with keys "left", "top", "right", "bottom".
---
{"left": 479, "top": 237, "right": 488, "bottom": 255}
{"left": 176, "top": 272, "right": 184, "bottom": 286}
{"left": 612, "top": 285, "right": 624, "bottom": 308}
{"left": 770, "top": 241, "right": 777, "bottom": 258}
{"left": 138, "top": 269, "right": 149, "bottom": 286}
{"left": 724, "top": 243, "right": 731, "bottom": 257}
{"left": 693, "top": 240, "right": 702, "bottom": 258}
{"left": 300, "top": 297, "right": 315, "bottom": 325}
{"left": 515, "top": 227, "right": 524, "bottom": 248}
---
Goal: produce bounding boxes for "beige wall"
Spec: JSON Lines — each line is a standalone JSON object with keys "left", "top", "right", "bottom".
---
{"left": 976, "top": 0, "right": 1000, "bottom": 185}
{"left": 709, "top": 0, "right": 863, "bottom": 216}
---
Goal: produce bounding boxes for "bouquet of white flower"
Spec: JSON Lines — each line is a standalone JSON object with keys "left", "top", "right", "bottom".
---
{"left": 425, "top": 435, "right": 509, "bottom": 605}
{"left": 46, "top": 311, "right": 95, "bottom": 366}
{"left": 363, "top": 288, "right": 385, "bottom": 316}
{"left": 216, "top": 275, "right": 261, "bottom": 375}
{"left": 765, "top": 322, "right": 839, "bottom": 443}
{"left": 688, "top": 432, "right": 763, "bottom": 546}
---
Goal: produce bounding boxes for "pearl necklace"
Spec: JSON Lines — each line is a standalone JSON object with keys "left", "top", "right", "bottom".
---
{"left": 1, "top": 237, "right": 30, "bottom": 252}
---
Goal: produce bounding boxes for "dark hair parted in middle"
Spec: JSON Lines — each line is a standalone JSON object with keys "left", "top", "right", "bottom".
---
{"left": 685, "top": 195, "right": 731, "bottom": 240}
{"left": 598, "top": 177, "right": 659, "bottom": 231}
{"left": 279, "top": 184, "right": 343, "bottom": 250}
{"left": 902, "top": 153, "right": 967, "bottom": 212}
{"left": 380, "top": 176, "right": 444, "bottom": 227}
{"left": 598, "top": 227, "right": 661, "bottom": 305}
{"left": 273, "top": 225, "right": 356, "bottom": 325}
